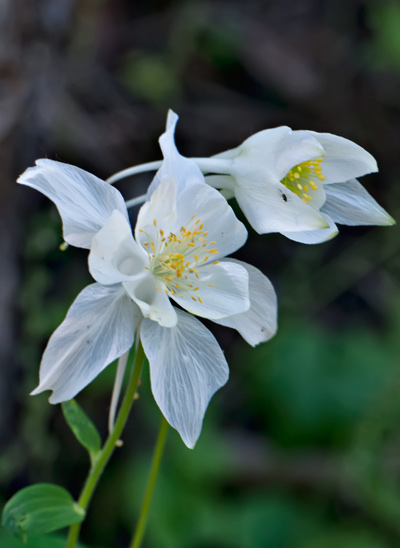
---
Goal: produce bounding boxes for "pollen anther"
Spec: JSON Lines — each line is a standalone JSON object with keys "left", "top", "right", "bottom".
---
{"left": 147, "top": 216, "right": 218, "bottom": 304}
{"left": 280, "top": 156, "right": 324, "bottom": 203}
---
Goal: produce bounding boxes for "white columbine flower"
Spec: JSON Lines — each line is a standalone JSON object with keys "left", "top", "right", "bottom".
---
{"left": 191, "top": 125, "right": 395, "bottom": 244}
{"left": 17, "top": 121, "right": 277, "bottom": 448}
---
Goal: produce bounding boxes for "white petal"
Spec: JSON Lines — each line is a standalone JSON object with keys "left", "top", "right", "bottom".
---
{"left": 321, "top": 179, "right": 395, "bottom": 226}
{"left": 135, "top": 176, "right": 178, "bottom": 249}
{"left": 124, "top": 273, "right": 177, "bottom": 328}
{"left": 308, "top": 132, "right": 378, "bottom": 183}
{"left": 138, "top": 177, "right": 248, "bottom": 261}
{"left": 304, "top": 180, "right": 327, "bottom": 211}
{"left": 274, "top": 130, "right": 325, "bottom": 178}
{"left": 18, "top": 159, "right": 128, "bottom": 249}
{"left": 281, "top": 212, "right": 339, "bottom": 244}
{"left": 214, "top": 127, "right": 324, "bottom": 181}
{"left": 176, "top": 180, "right": 248, "bottom": 260}
{"left": 141, "top": 308, "right": 229, "bottom": 448}
{"left": 205, "top": 175, "right": 236, "bottom": 198}
{"left": 165, "top": 109, "right": 179, "bottom": 132}
{"left": 215, "top": 260, "right": 277, "bottom": 346}
{"left": 234, "top": 177, "right": 330, "bottom": 234}
{"left": 171, "top": 261, "right": 250, "bottom": 320}
{"left": 31, "top": 283, "right": 139, "bottom": 403}
{"left": 146, "top": 110, "right": 204, "bottom": 199}
{"left": 89, "top": 210, "right": 148, "bottom": 285}
{"left": 214, "top": 126, "right": 292, "bottom": 163}
{"left": 88, "top": 212, "right": 177, "bottom": 326}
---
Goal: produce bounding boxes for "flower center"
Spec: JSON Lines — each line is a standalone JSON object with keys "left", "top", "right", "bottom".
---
{"left": 140, "top": 216, "right": 219, "bottom": 302}
{"left": 280, "top": 158, "right": 325, "bottom": 204}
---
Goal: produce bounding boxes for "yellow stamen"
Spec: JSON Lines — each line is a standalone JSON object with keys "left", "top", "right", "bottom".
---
{"left": 147, "top": 215, "right": 219, "bottom": 305}
{"left": 280, "top": 156, "right": 324, "bottom": 203}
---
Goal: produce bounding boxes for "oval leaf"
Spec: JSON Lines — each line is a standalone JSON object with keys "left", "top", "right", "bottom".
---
{"left": 2, "top": 484, "right": 85, "bottom": 541}
{"left": 62, "top": 399, "right": 101, "bottom": 461}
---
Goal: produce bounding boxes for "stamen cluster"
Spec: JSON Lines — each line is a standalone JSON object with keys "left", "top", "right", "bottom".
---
{"left": 141, "top": 216, "right": 219, "bottom": 302}
{"left": 281, "top": 158, "right": 325, "bottom": 204}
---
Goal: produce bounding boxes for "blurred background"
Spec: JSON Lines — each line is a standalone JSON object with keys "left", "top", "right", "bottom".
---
{"left": 1, "top": 0, "right": 400, "bottom": 546}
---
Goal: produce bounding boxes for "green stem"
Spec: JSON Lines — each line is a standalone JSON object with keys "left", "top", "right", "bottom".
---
{"left": 129, "top": 416, "right": 169, "bottom": 548}
{"left": 67, "top": 342, "right": 145, "bottom": 548}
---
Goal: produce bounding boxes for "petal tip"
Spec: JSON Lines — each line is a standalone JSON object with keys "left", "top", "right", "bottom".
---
{"left": 182, "top": 435, "right": 196, "bottom": 449}
{"left": 384, "top": 213, "right": 396, "bottom": 226}
{"left": 316, "top": 215, "right": 331, "bottom": 230}
{"left": 329, "top": 229, "right": 339, "bottom": 240}
{"left": 166, "top": 109, "right": 179, "bottom": 130}
{"left": 321, "top": 220, "right": 331, "bottom": 229}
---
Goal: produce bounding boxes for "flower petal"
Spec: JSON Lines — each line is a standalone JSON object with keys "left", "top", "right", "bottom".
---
{"left": 171, "top": 261, "right": 250, "bottom": 320}
{"left": 141, "top": 308, "right": 229, "bottom": 448}
{"left": 17, "top": 159, "right": 128, "bottom": 248}
{"left": 175, "top": 179, "right": 248, "bottom": 260}
{"left": 124, "top": 274, "right": 177, "bottom": 328}
{"left": 146, "top": 110, "right": 204, "bottom": 199}
{"left": 31, "top": 283, "right": 139, "bottom": 403}
{"left": 205, "top": 175, "right": 236, "bottom": 198}
{"left": 281, "top": 212, "right": 339, "bottom": 244}
{"left": 321, "top": 179, "right": 395, "bottom": 226}
{"left": 215, "top": 260, "right": 277, "bottom": 346}
{"left": 213, "top": 127, "right": 324, "bottom": 181}
{"left": 274, "top": 130, "right": 325, "bottom": 178}
{"left": 214, "top": 126, "right": 292, "bottom": 163}
{"left": 88, "top": 210, "right": 177, "bottom": 326}
{"left": 308, "top": 132, "right": 378, "bottom": 183}
{"left": 89, "top": 210, "right": 148, "bottom": 285}
{"left": 135, "top": 175, "right": 178, "bottom": 249}
{"left": 234, "top": 177, "right": 330, "bottom": 234}
{"left": 138, "top": 177, "right": 248, "bottom": 260}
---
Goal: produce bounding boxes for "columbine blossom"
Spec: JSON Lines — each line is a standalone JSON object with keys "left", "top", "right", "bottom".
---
{"left": 189, "top": 125, "right": 395, "bottom": 244}
{"left": 17, "top": 120, "right": 277, "bottom": 448}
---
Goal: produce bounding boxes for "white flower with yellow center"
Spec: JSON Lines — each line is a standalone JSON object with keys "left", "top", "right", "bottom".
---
{"left": 186, "top": 125, "right": 395, "bottom": 244}
{"left": 89, "top": 176, "right": 250, "bottom": 329}
{"left": 17, "top": 119, "right": 277, "bottom": 448}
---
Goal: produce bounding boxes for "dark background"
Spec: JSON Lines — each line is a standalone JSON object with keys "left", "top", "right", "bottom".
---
{"left": 1, "top": 0, "right": 400, "bottom": 546}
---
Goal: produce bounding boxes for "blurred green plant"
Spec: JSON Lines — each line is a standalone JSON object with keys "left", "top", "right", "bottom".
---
{"left": 366, "top": 1, "right": 400, "bottom": 71}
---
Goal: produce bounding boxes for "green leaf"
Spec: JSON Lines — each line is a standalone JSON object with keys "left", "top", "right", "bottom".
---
{"left": 2, "top": 484, "right": 85, "bottom": 541}
{"left": 62, "top": 399, "right": 101, "bottom": 462}
{"left": 0, "top": 527, "right": 88, "bottom": 547}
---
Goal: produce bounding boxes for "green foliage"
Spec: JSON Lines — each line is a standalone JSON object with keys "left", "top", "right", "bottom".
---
{"left": 0, "top": 528, "right": 87, "bottom": 548}
{"left": 301, "top": 527, "right": 389, "bottom": 548}
{"left": 366, "top": 1, "right": 400, "bottom": 71}
{"left": 121, "top": 440, "right": 390, "bottom": 548}
{"left": 235, "top": 321, "right": 391, "bottom": 447}
{"left": 2, "top": 484, "right": 85, "bottom": 542}
{"left": 62, "top": 399, "right": 102, "bottom": 465}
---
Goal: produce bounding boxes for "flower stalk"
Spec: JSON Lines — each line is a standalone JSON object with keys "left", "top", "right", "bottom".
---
{"left": 67, "top": 340, "right": 145, "bottom": 548}
{"left": 106, "top": 160, "right": 163, "bottom": 185}
{"left": 129, "top": 416, "right": 169, "bottom": 548}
